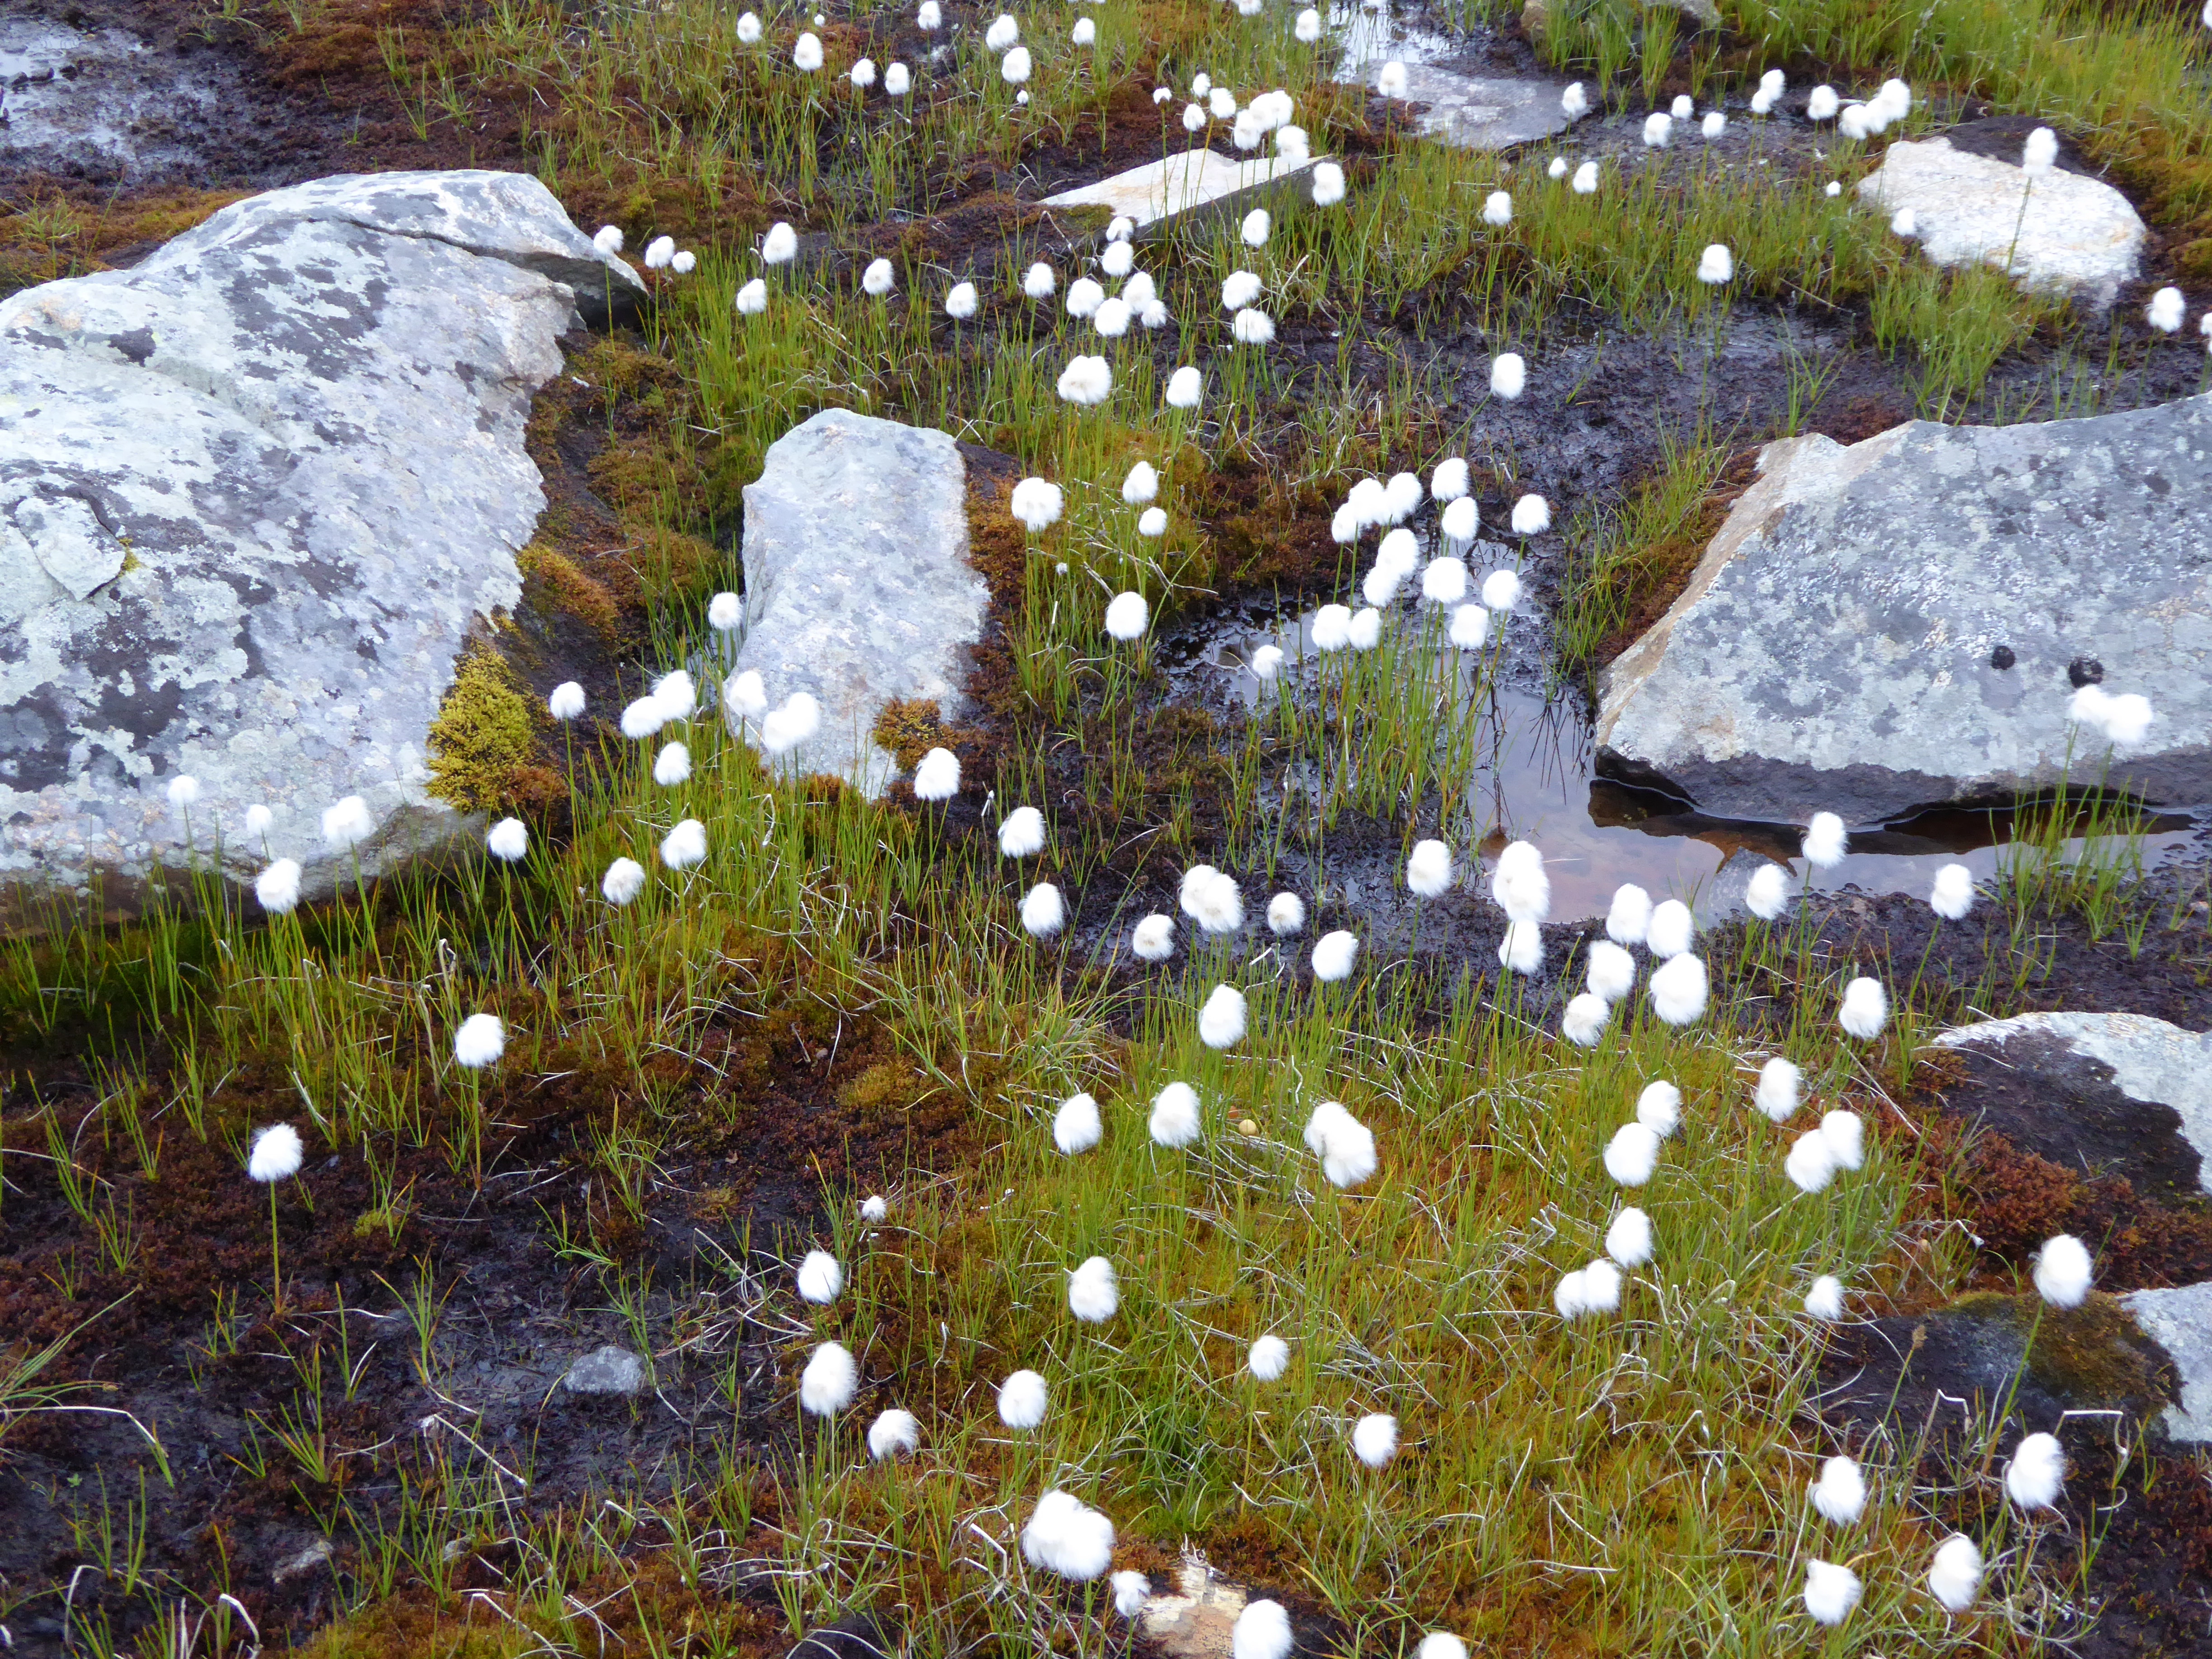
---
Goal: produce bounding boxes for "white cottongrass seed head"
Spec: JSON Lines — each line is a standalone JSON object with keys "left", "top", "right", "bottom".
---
{"left": 1166, "top": 365, "right": 1204, "bottom": 407}
{"left": 1312, "top": 161, "right": 1346, "bottom": 206}
{"left": 1150, "top": 1081, "right": 1201, "bottom": 1147}
{"left": 1241, "top": 208, "right": 1271, "bottom": 247}
{"left": 998, "top": 1368, "right": 1050, "bottom": 1428}
{"left": 1803, "top": 1560, "right": 1862, "bottom": 1627}
{"left": 946, "top": 281, "right": 979, "bottom": 319}
{"left": 1930, "top": 862, "right": 1974, "bottom": 919}
{"left": 1020, "top": 882, "right": 1065, "bottom": 938}
{"left": 1067, "top": 1255, "right": 1119, "bottom": 1322}
{"left": 1490, "top": 351, "right": 1526, "bottom": 399}
{"left": 1249, "top": 1334, "right": 1289, "bottom": 1380}
{"left": 2005, "top": 1431, "right": 2065, "bottom": 1510}
{"left": 1605, "top": 1206, "right": 1652, "bottom": 1267}
{"left": 1406, "top": 839, "right": 1453, "bottom": 898}
{"left": 1786, "top": 1129, "right": 1839, "bottom": 1193}
{"left": 799, "top": 1340, "right": 857, "bottom": 1415}
{"left": 1606, "top": 882, "right": 1651, "bottom": 944}
{"left": 885, "top": 61, "right": 910, "bottom": 94}
{"left": 1645, "top": 898, "right": 1694, "bottom": 959}
{"left": 867, "top": 1408, "right": 919, "bottom": 1459}
{"left": 1448, "top": 604, "right": 1488, "bottom": 648}
{"left": 2034, "top": 1233, "right": 2094, "bottom": 1308}
{"left": 1746, "top": 861, "right": 1790, "bottom": 920}
{"left": 256, "top": 858, "right": 302, "bottom": 914}
{"left": 1757, "top": 1056, "right": 1801, "bottom": 1122}
{"left": 602, "top": 857, "right": 647, "bottom": 905}
{"left": 1812, "top": 1455, "right": 1867, "bottom": 1524}
{"left": 1838, "top": 976, "right": 1887, "bottom": 1040}
{"left": 1697, "top": 243, "right": 1734, "bottom": 284}
{"left": 1822, "top": 1108, "right": 1865, "bottom": 1171}
{"left": 1586, "top": 938, "right": 1636, "bottom": 1003}
{"left": 661, "top": 818, "right": 708, "bottom": 871}
{"left": 1647, "top": 953, "right": 1708, "bottom": 1026}
{"left": 1351, "top": 1411, "right": 1398, "bottom": 1467}
{"left": 1054, "top": 1092, "right": 1102, "bottom": 1154}
{"left": 453, "top": 1012, "right": 505, "bottom": 1069}
{"left": 245, "top": 806, "right": 272, "bottom": 842}
{"left": 653, "top": 740, "right": 691, "bottom": 787}
{"left": 322, "top": 795, "right": 374, "bottom": 852}
{"left": 1509, "top": 494, "right": 1550, "bottom": 534}
{"left": 861, "top": 1194, "right": 889, "bottom": 1222}
{"left": 1021, "top": 1490, "right": 1115, "bottom": 1580}
{"left": 792, "top": 31, "right": 823, "bottom": 70}
{"left": 1804, "top": 1274, "right": 1846, "bottom": 1320}
{"left": 1231, "top": 1600, "right": 1293, "bottom": 1659}
{"left": 1482, "top": 190, "right": 1512, "bottom": 225}
{"left": 1198, "top": 983, "right": 1248, "bottom": 1049}
{"left": 1104, "top": 590, "right": 1150, "bottom": 641}
{"left": 1804, "top": 810, "right": 1848, "bottom": 867}
{"left": 1311, "top": 928, "right": 1359, "bottom": 982}
{"left": 1009, "top": 476, "right": 1063, "bottom": 532}
{"left": 1604, "top": 1121, "right": 1661, "bottom": 1187}
{"left": 1573, "top": 159, "right": 1598, "bottom": 192}
{"left": 2148, "top": 286, "right": 2185, "bottom": 331}
{"left": 1561, "top": 992, "right": 1610, "bottom": 1048}
{"left": 998, "top": 806, "right": 1047, "bottom": 858}
{"left": 1929, "top": 1535, "right": 1983, "bottom": 1612}
{"left": 1023, "top": 261, "right": 1056, "bottom": 298}
{"left": 797, "top": 1249, "right": 844, "bottom": 1304}
{"left": 736, "top": 277, "right": 768, "bottom": 314}
{"left": 912, "top": 746, "right": 961, "bottom": 801}
{"left": 1497, "top": 919, "right": 1542, "bottom": 975}
{"left": 1131, "top": 913, "right": 1175, "bottom": 961}
{"left": 1266, "top": 891, "right": 1305, "bottom": 935}
{"left": 248, "top": 1123, "right": 304, "bottom": 1183}
{"left": 1112, "top": 1570, "right": 1150, "bottom": 1618}
{"left": 1636, "top": 1081, "right": 1681, "bottom": 1138}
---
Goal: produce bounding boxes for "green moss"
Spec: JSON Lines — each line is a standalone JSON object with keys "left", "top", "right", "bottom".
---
{"left": 425, "top": 642, "right": 538, "bottom": 814}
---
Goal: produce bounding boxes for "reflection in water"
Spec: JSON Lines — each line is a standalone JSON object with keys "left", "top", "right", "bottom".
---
{"left": 1203, "top": 609, "right": 2202, "bottom": 924}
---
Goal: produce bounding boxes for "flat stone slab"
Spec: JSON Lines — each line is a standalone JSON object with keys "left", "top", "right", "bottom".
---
{"left": 723, "top": 409, "right": 987, "bottom": 795}
{"left": 1040, "top": 150, "right": 1319, "bottom": 238}
{"left": 1369, "top": 65, "right": 1574, "bottom": 150}
{"left": 2121, "top": 1281, "right": 2212, "bottom": 1441}
{"left": 1595, "top": 401, "right": 2212, "bottom": 822}
{"left": 1858, "top": 136, "right": 2146, "bottom": 309}
{"left": 1931, "top": 1012, "right": 2212, "bottom": 1200}
{"left": 0, "top": 169, "right": 643, "bottom": 923}
{"left": 561, "top": 1344, "right": 646, "bottom": 1395}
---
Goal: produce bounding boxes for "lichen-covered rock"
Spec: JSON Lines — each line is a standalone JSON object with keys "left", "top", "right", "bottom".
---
{"left": 1857, "top": 136, "right": 2146, "bottom": 308}
{"left": 722, "top": 409, "right": 989, "bottom": 795}
{"left": 1595, "top": 400, "right": 2212, "bottom": 822}
{"left": 0, "top": 169, "right": 643, "bottom": 924}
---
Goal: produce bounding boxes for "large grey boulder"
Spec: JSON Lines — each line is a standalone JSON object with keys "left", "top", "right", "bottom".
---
{"left": 722, "top": 410, "right": 989, "bottom": 795}
{"left": 1595, "top": 402, "right": 2212, "bottom": 822}
{"left": 0, "top": 170, "right": 644, "bottom": 923}
{"left": 1857, "top": 136, "right": 2145, "bottom": 309}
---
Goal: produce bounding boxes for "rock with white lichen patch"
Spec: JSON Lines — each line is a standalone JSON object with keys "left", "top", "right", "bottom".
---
{"left": 0, "top": 169, "right": 643, "bottom": 924}
{"left": 1595, "top": 400, "right": 2212, "bottom": 821}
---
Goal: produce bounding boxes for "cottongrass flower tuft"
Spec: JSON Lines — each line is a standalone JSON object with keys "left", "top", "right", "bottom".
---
{"left": 759, "top": 692, "right": 820, "bottom": 755}
{"left": 1432, "top": 455, "right": 1471, "bottom": 501}
{"left": 867, "top": 1408, "right": 919, "bottom": 1459}
{"left": 1637, "top": 1080, "right": 1682, "bottom": 1137}
{"left": 1838, "top": 976, "right": 1886, "bottom": 1040}
{"left": 1891, "top": 206, "right": 1918, "bottom": 237}
{"left": 1376, "top": 59, "right": 1408, "bottom": 97}
{"left": 1572, "top": 159, "right": 1598, "bottom": 192}
{"left": 998, "top": 1368, "right": 1049, "bottom": 1428}
{"left": 760, "top": 222, "right": 799, "bottom": 268}
{"left": 653, "top": 668, "right": 698, "bottom": 720}
{"left": 1406, "top": 839, "right": 1453, "bottom": 897}
{"left": 708, "top": 591, "right": 742, "bottom": 632}
{"left": 1104, "top": 590, "right": 1150, "bottom": 640}
{"left": 1756, "top": 1056, "right": 1801, "bottom": 1122}
{"left": 454, "top": 1013, "right": 505, "bottom": 1069}
{"left": 861, "top": 1194, "right": 888, "bottom": 1222}
{"left": 1311, "top": 928, "right": 1359, "bottom": 981}
{"left": 669, "top": 248, "right": 695, "bottom": 273}
{"left": 851, "top": 56, "right": 876, "bottom": 86}
{"left": 621, "top": 695, "right": 666, "bottom": 740}
{"left": 998, "top": 806, "right": 1047, "bottom": 858}
{"left": 1696, "top": 244, "right": 1734, "bottom": 284}
{"left": 792, "top": 30, "right": 824, "bottom": 70}
{"left": 1023, "top": 261, "right": 1056, "bottom": 298}
{"left": 1648, "top": 953, "right": 1708, "bottom": 1026}
{"left": 1561, "top": 80, "right": 1588, "bottom": 117}
{"left": 1122, "top": 459, "right": 1159, "bottom": 504}
{"left": 2034, "top": 1233, "right": 2094, "bottom": 1308}
{"left": 1509, "top": 494, "right": 1550, "bottom": 534}
{"left": 1306, "top": 1102, "right": 1377, "bottom": 1189}
{"left": 1351, "top": 1412, "right": 1399, "bottom": 1467}
{"left": 1643, "top": 111, "right": 1672, "bottom": 147}
{"left": 1112, "top": 1571, "right": 1150, "bottom": 1618}
{"left": 1491, "top": 839, "right": 1548, "bottom": 922}
{"left": 602, "top": 857, "right": 647, "bottom": 906}
{"left": 984, "top": 12, "right": 1019, "bottom": 48}
{"left": 1071, "top": 14, "right": 1095, "bottom": 43}
{"left": 862, "top": 257, "right": 895, "bottom": 296}
{"left": 1312, "top": 160, "right": 1346, "bottom": 205}
{"left": 1138, "top": 506, "right": 1167, "bottom": 537}
{"left": 1002, "top": 45, "right": 1033, "bottom": 81}
{"left": 1561, "top": 992, "right": 1610, "bottom": 1047}
{"left": 1786, "top": 1129, "right": 1839, "bottom": 1193}
{"left": 2070, "top": 682, "right": 2156, "bottom": 745}
{"left": 1804, "top": 1274, "right": 1845, "bottom": 1320}
{"left": 1094, "top": 295, "right": 1132, "bottom": 337}
{"left": 1605, "top": 882, "right": 1651, "bottom": 944}
{"left": 1058, "top": 353, "right": 1113, "bottom": 403}
{"left": 1421, "top": 556, "right": 1468, "bottom": 604}
{"left": 1247, "top": 1332, "right": 1292, "bottom": 1381}
{"left": 2149, "top": 286, "right": 2185, "bottom": 332}
{"left": 1701, "top": 109, "right": 1726, "bottom": 138}
{"left": 1929, "top": 1535, "right": 1983, "bottom": 1612}
{"left": 1606, "top": 1206, "right": 1653, "bottom": 1267}
{"left": 660, "top": 819, "right": 708, "bottom": 870}
{"left": 1807, "top": 83, "right": 1839, "bottom": 119}
{"left": 1930, "top": 862, "right": 1974, "bottom": 919}
{"left": 653, "top": 740, "right": 691, "bottom": 787}
{"left": 256, "top": 858, "right": 302, "bottom": 914}
{"left": 918, "top": 0, "right": 940, "bottom": 23}
{"left": 908, "top": 747, "right": 960, "bottom": 802}
{"left": 885, "top": 61, "right": 910, "bottom": 94}
{"left": 1548, "top": 155, "right": 1568, "bottom": 178}
{"left": 2023, "top": 124, "right": 2058, "bottom": 173}
{"left": 1184, "top": 102, "right": 1207, "bottom": 131}
{"left": 799, "top": 1341, "right": 856, "bottom": 1415}
{"left": 1131, "top": 913, "right": 1175, "bottom": 961}
{"left": 1671, "top": 94, "right": 1693, "bottom": 120}
{"left": 1746, "top": 861, "right": 1790, "bottom": 920}
{"left": 1295, "top": 5, "right": 1322, "bottom": 37}
{"left": 736, "top": 277, "right": 768, "bottom": 314}
{"left": 1165, "top": 364, "right": 1204, "bottom": 408}
{"left": 1803, "top": 810, "right": 1848, "bottom": 867}
{"left": 946, "top": 280, "right": 979, "bottom": 319}
{"left": 1448, "top": 604, "right": 1489, "bottom": 648}
{"left": 1010, "top": 476, "right": 1064, "bottom": 531}
{"left": 1198, "top": 983, "right": 1248, "bottom": 1049}
{"left": 1415, "top": 1637, "right": 1467, "bottom": 1659}
{"left": 1803, "top": 1560, "right": 1862, "bottom": 1627}
{"left": 593, "top": 223, "right": 624, "bottom": 254}
{"left": 1812, "top": 1455, "right": 1867, "bottom": 1524}
{"left": 1604, "top": 1121, "right": 1661, "bottom": 1186}
{"left": 1822, "top": 1108, "right": 1865, "bottom": 1171}
{"left": 549, "top": 680, "right": 586, "bottom": 720}
{"left": 1490, "top": 351, "right": 1526, "bottom": 399}
{"left": 1020, "top": 882, "right": 1066, "bottom": 938}
{"left": 1498, "top": 919, "right": 1542, "bottom": 975}
{"left": 1054, "top": 1092, "right": 1103, "bottom": 1154}
{"left": 1482, "top": 189, "right": 1512, "bottom": 226}
{"left": 1150, "top": 1081, "right": 1202, "bottom": 1147}
{"left": 1231, "top": 1600, "right": 1293, "bottom": 1659}
{"left": 323, "top": 795, "right": 374, "bottom": 852}
{"left": 797, "top": 1250, "right": 844, "bottom": 1304}
{"left": 1242, "top": 208, "right": 1271, "bottom": 246}
{"left": 1067, "top": 1256, "right": 1119, "bottom": 1322}
{"left": 243, "top": 803, "right": 273, "bottom": 842}
{"left": 1266, "top": 891, "right": 1305, "bottom": 934}
{"left": 1586, "top": 939, "right": 1635, "bottom": 1003}
{"left": 1252, "top": 643, "right": 1283, "bottom": 678}
{"left": 1232, "top": 308, "right": 1275, "bottom": 345}
{"left": 2004, "top": 1432, "right": 2065, "bottom": 1510}
{"left": 1023, "top": 1491, "right": 1116, "bottom": 1581}
{"left": 250, "top": 1122, "right": 305, "bottom": 1183}
{"left": 1645, "top": 898, "right": 1694, "bottom": 959}
{"left": 644, "top": 235, "right": 675, "bottom": 270}
{"left": 167, "top": 773, "right": 201, "bottom": 811}
{"left": 1347, "top": 606, "right": 1382, "bottom": 649}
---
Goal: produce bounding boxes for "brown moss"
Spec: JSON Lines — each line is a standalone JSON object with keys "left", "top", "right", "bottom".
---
{"left": 871, "top": 698, "right": 945, "bottom": 773}
{"left": 515, "top": 542, "right": 623, "bottom": 642}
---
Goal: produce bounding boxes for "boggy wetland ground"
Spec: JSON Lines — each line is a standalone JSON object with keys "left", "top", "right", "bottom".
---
{"left": 5, "top": 0, "right": 2212, "bottom": 1654}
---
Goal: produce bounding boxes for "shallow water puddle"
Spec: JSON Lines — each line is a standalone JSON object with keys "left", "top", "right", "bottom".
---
{"left": 0, "top": 16, "right": 220, "bottom": 181}
{"left": 1193, "top": 601, "right": 2203, "bottom": 923}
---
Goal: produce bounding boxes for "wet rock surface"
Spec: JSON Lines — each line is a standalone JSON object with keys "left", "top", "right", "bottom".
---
{"left": 0, "top": 169, "right": 642, "bottom": 921}
{"left": 1594, "top": 401, "right": 2212, "bottom": 823}
{"left": 1858, "top": 135, "right": 2146, "bottom": 308}
{"left": 1040, "top": 151, "right": 1322, "bottom": 237}
{"left": 723, "top": 408, "right": 989, "bottom": 795}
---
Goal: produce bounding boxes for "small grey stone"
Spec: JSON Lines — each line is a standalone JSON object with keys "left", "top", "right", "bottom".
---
{"left": 562, "top": 1344, "right": 646, "bottom": 1395}
{"left": 272, "top": 1537, "right": 334, "bottom": 1583}
{"left": 722, "top": 409, "right": 989, "bottom": 795}
{"left": 1857, "top": 136, "right": 2145, "bottom": 309}
{"left": 1595, "top": 401, "right": 2212, "bottom": 821}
